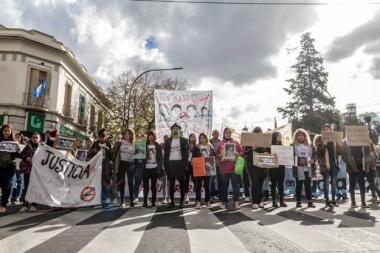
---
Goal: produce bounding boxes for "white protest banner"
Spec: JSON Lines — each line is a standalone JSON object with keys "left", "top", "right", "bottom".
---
{"left": 0, "top": 141, "right": 19, "bottom": 152}
{"left": 271, "top": 145, "right": 294, "bottom": 166}
{"left": 154, "top": 89, "right": 213, "bottom": 142}
{"left": 275, "top": 123, "right": 293, "bottom": 146}
{"left": 321, "top": 131, "right": 343, "bottom": 144}
{"left": 26, "top": 145, "right": 103, "bottom": 207}
{"left": 345, "top": 125, "right": 370, "bottom": 146}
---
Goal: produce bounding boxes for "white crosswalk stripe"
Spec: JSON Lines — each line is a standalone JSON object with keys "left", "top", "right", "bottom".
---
{"left": 1, "top": 200, "right": 380, "bottom": 253}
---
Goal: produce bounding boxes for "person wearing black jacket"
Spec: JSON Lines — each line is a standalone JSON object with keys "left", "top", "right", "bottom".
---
{"left": 164, "top": 123, "right": 189, "bottom": 208}
{"left": 142, "top": 130, "right": 163, "bottom": 207}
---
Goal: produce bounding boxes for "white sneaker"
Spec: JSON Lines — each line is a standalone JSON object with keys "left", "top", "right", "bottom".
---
{"left": 29, "top": 206, "right": 37, "bottom": 212}
{"left": 0, "top": 207, "right": 6, "bottom": 213}
{"left": 252, "top": 204, "right": 259, "bottom": 209}
{"left": 195, "top": 201, "right": 201, "bottom": 209}
{"left": 19, "top": 206, "right": 29, "bottom": 213}
{"left": 244, "top": 197, "right": 250, "bottom": 203}
{"left": 258, "top": 203, "right": 264, "bottom": 208}
{"left": 133, "top": 198, "right": 138, "bottom": 204}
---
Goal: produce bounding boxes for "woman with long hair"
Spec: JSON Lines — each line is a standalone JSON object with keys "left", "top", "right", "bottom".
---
{"left": 184, "top": 133, "right": 197, "bottom": 203}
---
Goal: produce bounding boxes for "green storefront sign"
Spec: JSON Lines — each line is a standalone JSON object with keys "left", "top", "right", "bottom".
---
{"left": 26, "top": 111, "right": 45, "bottom": 132}
{"left": 59, "top": 125, "right": 86, "bottom": 141}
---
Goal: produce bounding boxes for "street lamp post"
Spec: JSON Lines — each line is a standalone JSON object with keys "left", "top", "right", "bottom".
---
{"left": 123, "top": 67, "right": 183, "bottom": 130}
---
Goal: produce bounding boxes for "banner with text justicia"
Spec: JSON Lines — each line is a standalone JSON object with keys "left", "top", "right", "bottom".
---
{"left": 154, "top": 89, "right": 213, "bottom": 142}
{"left": 26, "top": 145, "right": 103, "bottom": 207}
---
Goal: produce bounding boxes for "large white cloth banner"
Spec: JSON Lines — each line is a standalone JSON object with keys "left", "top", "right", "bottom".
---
{"left": 154, "top": 89, "right": 213, "bottom": 142}
{"left": 26, "top": 145, "right": 103, "bottom": 207}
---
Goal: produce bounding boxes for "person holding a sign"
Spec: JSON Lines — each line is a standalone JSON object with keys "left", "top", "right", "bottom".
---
{"left": 88, "top": 129, "right": 114, "bottom": 209}
{"left": 341, "top": 136, "right": 371, "bottom": 208}
{"left": 0, "top": 124, "right": 20, "bottom": 213}
{"left": 210, "top": 129, "right": 222, "bottom": 201}
{"left": 18, "top": 132, "right": 41, "bottom": 212}
{"left": 185, "top": 133, "right": 197, "bottom": 204}
{"left": 292, "top": 128, "right": 315, "bottom": 208}
{"left": 142, "top": 130, "right": 163, "bottom": 208}
{"left": 269, "top": 132, "right": 287, "bottom": 208}
{"left": 192, "top": 133, "right": 215, "bottom": 209}
{"left": 245, "top": 126, "right": 270, "bottom": 209}
{"left": 314, "top": 124, "right": 342, "bottom": 208}
{"left": 215, "top": 127, "right": 244, "bottom": 210}
{"left": 164, "top": 123, "right": 189, "bottom": 208}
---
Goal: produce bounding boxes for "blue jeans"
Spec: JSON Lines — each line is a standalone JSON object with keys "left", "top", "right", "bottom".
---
{"left": 219, "top": 173, "right": 240, "bottom": 203}
{"left": 322, "top": 163, "right": 338, "bottom": 203}
{"left": 10, "top": 171, "right": 23, "bottom": 200}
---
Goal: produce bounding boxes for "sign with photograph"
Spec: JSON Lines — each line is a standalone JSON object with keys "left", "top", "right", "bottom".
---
{"left": 270, "top": 145, "right": 294, "bottom": 166}
{"left": 134, "top": 140, "right": 147, "bottom": 159}
{"left": 240, "top": 133, "right": 272, "bottom": 147}
{"left": 192, "top": 156, "right": 216, "bottom": 177}
{"left": 345, "top": 125, "right": 370, "bottom": 146}
{"left": 53, "top": 134, "right": 80, "bottom": 151}
{"left": 222, "top": 143, "right": 236, "bottom": 160}
{"left": 76, "top": 149, "right": 88, "bottom": 162}
{"left": 0, "top": 141, "right": 19, "bottom": 153}
{"left": 321, "top": 131, "right": 343, "bottom": 144}
{"left": 253, "top": 152, "right": 278, "bottom": 168}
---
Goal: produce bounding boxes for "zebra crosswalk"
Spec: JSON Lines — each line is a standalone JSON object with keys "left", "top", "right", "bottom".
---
{"left": 1, "top": 198, "right": 380, "bottom": 253}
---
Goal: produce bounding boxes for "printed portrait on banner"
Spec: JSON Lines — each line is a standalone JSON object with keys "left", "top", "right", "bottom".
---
{"left": 154, "top": 90, "right": 213, "bottom": 142}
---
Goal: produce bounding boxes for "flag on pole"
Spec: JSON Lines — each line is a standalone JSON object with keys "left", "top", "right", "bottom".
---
{"left": 32, "top": 80, "right": 46, "bottom": 97}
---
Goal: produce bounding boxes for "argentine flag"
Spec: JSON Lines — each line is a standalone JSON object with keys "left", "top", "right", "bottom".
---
{"left": 32, "top": 80, "right": 46, "bottom": 97}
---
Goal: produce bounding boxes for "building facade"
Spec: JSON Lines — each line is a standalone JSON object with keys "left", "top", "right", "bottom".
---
{"left": 0, "top": 25, "right": 111, "bottom": 140}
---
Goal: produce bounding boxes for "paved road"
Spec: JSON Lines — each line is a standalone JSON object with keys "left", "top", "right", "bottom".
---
{"left": 1, "top": 196, "right": 380, "bottom": 253}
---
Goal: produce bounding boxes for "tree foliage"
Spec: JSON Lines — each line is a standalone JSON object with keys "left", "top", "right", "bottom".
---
{"left": 277, "top": 32, "right": 340, "bottom": 133}
{"left": 104, "top": 68, "right": 188, "bottom": 137}
{"left": 358, "top": 112, "right": 380, "bottom": 144}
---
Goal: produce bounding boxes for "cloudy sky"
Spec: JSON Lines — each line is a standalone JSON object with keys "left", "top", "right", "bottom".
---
{"left": 1, "top": 0, "right": 379, "bottom": 133}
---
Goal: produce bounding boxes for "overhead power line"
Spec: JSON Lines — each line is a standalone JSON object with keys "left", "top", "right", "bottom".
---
{"left": 128, "top": 0, "right": 380, "bottom": 5}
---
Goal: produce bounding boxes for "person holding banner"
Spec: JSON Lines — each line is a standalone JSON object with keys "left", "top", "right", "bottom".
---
{"left": 245, "top": 127, "right": 270, "bottom": 209}
{"left": 142, "top": 130, "right": 163, "bottom": 208}
{"left": 269, "top": 132, "right": 287, "bottom": 208}
{"left": 164, "top": 123, "right": 189, "bottom": 208}
{"left": 88, "top": 128, "right": 114, "bottom": 209}
{"left": 18, "top": 132, "right": 41, "bottom": 212}
{"left": 216, "top": 127, "right": 244, "bottom": 210}
{"left": 192, "top": 133, "right": 215, "bottom": 209}
{"left": 340, "top": 137, "right": 371, "bottom": 208}
{"left": 292, "top": 128, "right": 315, "bottom": 208}
{"left": 185, "top": 133, "right": 197, "bottom": 204}
{"left": 0, "top": 124, "right": 19, "bottom": 213}
{"left": 10, "top": 133, "right": 25, "bottom": 204}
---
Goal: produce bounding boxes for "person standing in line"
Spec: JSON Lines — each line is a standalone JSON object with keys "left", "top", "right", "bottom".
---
{"left": 245, "top": 127, "right": 269, "bottom": 209}
{"left": 10, "top": 133, "right": 25, "bottom": 204}
{"left": 160, "top": 135, "right": 170, "bottom": 204}
{"left": 210, "top": 129, "right": 221, "bottom": 201}
{"left": 366, "top": 140, "right": 380, "bottom": 202}
{"left": 113, "top": 129, "right": 136, "bottom": 208}
{"left": 0, "top": 124, "right": 20, "bottom": 213}
{"left": 269, "top": 131, "right": 287, "bottom": 208}
{"left": 88, "top": 128, "right": 113, "bottom": 209}
{"left": 215, "top": 127, "right": 244, "bottom": 210}
{"left": 18, "top": 132, "right": 41, "bottom": 212}
{"left": 142, "top": 130, "right": 163, "bottom": 208}
{"left": 340, "top": 136, "right": 371, "bottom": 208}
{"left": 292, "top": 128, "right": 316, "bottom": 208}
{"left": 184, "top": 133, "right": 197, "bottom": 203}
{"left": 192, "top": 133, "right": 215, "bottom": 209}
{"left": 164, "top": 123, "right": 189, "bottom": 208}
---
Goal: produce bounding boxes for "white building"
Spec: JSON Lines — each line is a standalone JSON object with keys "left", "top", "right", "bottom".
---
{"left": 0, "top": 25, "right": 111, "bottom": 140}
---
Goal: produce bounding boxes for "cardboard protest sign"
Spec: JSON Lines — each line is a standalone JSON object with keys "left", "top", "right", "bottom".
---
{"left": 240, "top": 133, "right": 272, "bottom": 147}
{"left": 271, "top": 145, "right": 294, "bottom": 166}
{"left": 321, "top": 131, "right": 343, "bottom": 144}
{"left": 345, "top": 125, "right": 370, "bottom": 146}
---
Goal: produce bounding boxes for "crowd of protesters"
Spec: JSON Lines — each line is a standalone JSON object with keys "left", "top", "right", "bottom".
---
{"left": 0, "top": 121, "right": 379, "bottom": 213}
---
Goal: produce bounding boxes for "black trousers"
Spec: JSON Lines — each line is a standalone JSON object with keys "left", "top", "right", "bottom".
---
{"left": 143, "top": 168, "right": 158, "bottom": 204}
{"left": 195, "top": 176, "right": 211, "bottom": 202}
{"left": 167, "top": 160, "right": 187, "bottom": 203}
{"left": 295, "top": 171, "right": 312, "bottom": 202}
{"left": 118, "top": 161, "right": 134, "bottom": 204}
{"left": 247, "top": 165, "right": 266, "bottom": 204}
{"left": 0, "top": 165, "right": 15, "bottom": 207}
{"left": 269, "top": 167, "right": 285, "bottom": 203}
{"left": 185, "top": 162, "right": 194, "bottom": 193}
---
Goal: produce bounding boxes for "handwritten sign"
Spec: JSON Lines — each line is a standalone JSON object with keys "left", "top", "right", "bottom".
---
{"left": 253, "top": 152, "right": 278, "bottom": 168}
{"left": 26, "top": 145, "right": 103, "bottom": 207}
{"left": 321, "top": 131, "right": 343, "bottom": 143}
{"left": 271, "top": 145, "right": 294, "bottom": 166}
{"left": 345, "top": 125, "right": 370, "bottom": 146}
{"left": 0, "top": 141, "right": 18, "bottom": 153}
{"left": 240, "top": 133, "right": 272, "bottom": 147}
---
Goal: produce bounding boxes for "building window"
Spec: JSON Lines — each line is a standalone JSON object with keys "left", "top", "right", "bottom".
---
{"left": 78, "top": 95, "right": 87, "bottom": 125}
{"left": 63, "top": 83, "right": 72, "bottom": 117}
{"left": 89, "top": 104, "right": 95, "bottom": 129}
{"left": 28, "top": 68, "right": 49, "bottom": 95}
{"left": 97, "top": 111, "right": 103, "bottom": 131}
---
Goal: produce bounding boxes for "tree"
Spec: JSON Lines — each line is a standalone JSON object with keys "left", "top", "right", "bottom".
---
{"left": 359, "top": 112, "right": 379, "bottom": 144}
{"left": 277, "top": 32, "right": 339, "bottom": 134}
{"left": 104, "top": 68, "right": 188, "bottom": 137}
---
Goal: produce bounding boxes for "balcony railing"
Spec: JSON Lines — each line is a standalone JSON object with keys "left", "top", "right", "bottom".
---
{"left": 22, "top": 93, "right": 50, "bottom": 109}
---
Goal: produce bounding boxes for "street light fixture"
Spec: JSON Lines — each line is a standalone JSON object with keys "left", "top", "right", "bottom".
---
{"left": 123, "top": 67, "right": 183, "bottom": 130}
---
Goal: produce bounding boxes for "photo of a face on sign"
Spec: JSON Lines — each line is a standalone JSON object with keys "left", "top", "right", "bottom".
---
{"left": 54, "top": 135, "right": 79, "bottom": 151}
{"left": 223, "top": 143, "right": 236, "bottom": 160}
